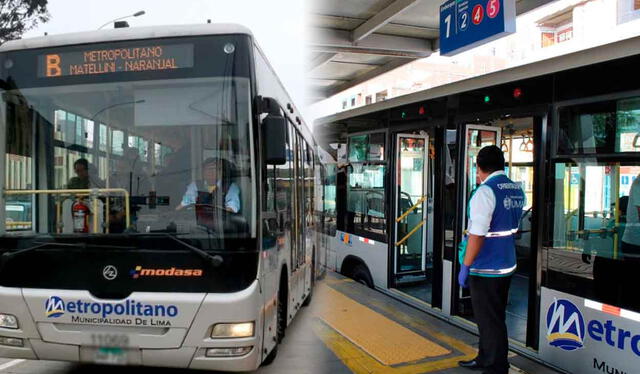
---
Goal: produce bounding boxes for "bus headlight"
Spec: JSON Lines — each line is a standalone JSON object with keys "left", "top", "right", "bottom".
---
{"left": 0, "top": 314, "right": 18, "bottom": 329}
{"left": 211, "top": 322, "right": 254, "bottom": 338}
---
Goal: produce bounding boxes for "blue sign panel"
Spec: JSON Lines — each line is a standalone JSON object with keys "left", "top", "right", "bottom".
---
{"left": 439, "top": 0, "right": 516, "bottom": 56}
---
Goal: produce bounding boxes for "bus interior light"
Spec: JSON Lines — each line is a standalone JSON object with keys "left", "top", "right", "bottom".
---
{"left": 0, "top": 336, "right": 23, "bottom": 347}
{"left": 0, "top": 314, "right": 18, "bottom": 329}
{"left": 206, "top": 346, "right": 253, "bottom": 357}
{"left": 211, "top": 322, "right": 255, "bottom": 338}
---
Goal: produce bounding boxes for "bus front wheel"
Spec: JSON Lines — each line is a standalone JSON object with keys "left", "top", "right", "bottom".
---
{"left": 262, "top": 344, "right": 278, "bottom": 366}
{"left": 352, "top": 264, "right": 374, "bottom": 288}
{"left": 302, "top": 250, "right": 315, "bottom": 307}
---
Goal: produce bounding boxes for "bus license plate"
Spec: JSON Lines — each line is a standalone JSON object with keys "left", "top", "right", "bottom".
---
{"left": 94, "top": 347, "right": 128, "bottom": 365}
{"left": 91, "top": 333, "right": 130, "bottom": 347}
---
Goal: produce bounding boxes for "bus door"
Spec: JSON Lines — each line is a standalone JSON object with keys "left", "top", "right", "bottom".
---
{"left": 461, "top": 125, "right": 502, "bottom": 223}
{"left": 457, "top": 125, "right": 502, "bottom": 308}
{"left": 393, "top": 133, "right": 430, "bottom": 279}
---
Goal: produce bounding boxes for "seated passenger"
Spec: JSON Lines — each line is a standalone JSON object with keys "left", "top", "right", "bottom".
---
{"left": 178, "top": 157, "right": 240, "bottom": 213}
{"left": 67, "top": 158, "right": 103, "bottom": 189}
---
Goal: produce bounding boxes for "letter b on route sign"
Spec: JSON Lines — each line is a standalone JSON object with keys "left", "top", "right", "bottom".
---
{"left": 46, "top": 54, "right": 62, "bottom": 77}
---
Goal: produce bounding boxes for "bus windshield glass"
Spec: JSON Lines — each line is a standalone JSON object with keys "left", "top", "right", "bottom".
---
{"left": 1, "top": 38, "right": 255, "bottom": 245}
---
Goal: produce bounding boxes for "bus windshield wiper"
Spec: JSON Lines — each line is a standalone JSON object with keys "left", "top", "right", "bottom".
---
{"left": 0, "top": 241, "right": 134, "bottom": 272}
{"left": 126, "top": 233, "right": 224, "bottom": 267}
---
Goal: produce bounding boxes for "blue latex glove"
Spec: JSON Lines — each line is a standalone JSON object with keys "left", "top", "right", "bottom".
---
{"left": 458, "top": 264, "right": 470, "bottom": 288}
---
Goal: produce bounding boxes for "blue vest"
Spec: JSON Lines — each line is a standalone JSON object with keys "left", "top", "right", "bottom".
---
{"left": 468, "top": 174, "right": 525, "bottom": 277}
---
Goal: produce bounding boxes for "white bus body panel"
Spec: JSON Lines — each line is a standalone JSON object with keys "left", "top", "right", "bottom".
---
{"left": 0, "top": 281, "right": 264, "bottom": 372}
{"left": 333, "top": 230, "right": 388, "bottom": 289}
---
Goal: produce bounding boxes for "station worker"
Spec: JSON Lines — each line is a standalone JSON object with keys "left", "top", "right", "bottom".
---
{"left": 622, "top": 173, "right": 640, "bottom": 256}
{"left": 457, "top": 145, "right": 525, "bottom": 374}
{"left": 621, "top": 173, "right": 640, "bottom": 310}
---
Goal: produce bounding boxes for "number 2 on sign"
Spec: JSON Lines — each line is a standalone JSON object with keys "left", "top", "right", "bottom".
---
{"left": 472, "top": 4, "right": 484, "bottom": 25}
{"left": 459, "top": 12, "right": 469, "bottom": 31}
{"left": 487, "top": 0, "right": 500, "bottom": 18}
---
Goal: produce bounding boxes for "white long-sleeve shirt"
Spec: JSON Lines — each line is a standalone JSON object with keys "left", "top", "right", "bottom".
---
{"left": 467, "top": 171, "right": 504, "bottom": 236}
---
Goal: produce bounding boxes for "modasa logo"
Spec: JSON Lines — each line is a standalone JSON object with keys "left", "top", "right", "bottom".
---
{"left": 546, "top": 298, "right": 586, "bottom": 351}
{"left": 45, "top": 296, "right": 66, "bottom": 318}
{"left": 129, "top": 266, "right": 203, "bottom": 279}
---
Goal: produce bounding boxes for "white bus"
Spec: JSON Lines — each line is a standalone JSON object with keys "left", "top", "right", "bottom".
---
{"left": 0, "top": 23, "right": 317, "bottom": 371}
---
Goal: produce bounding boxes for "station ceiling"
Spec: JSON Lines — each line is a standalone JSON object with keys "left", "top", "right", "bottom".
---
{"left": 307, "top": 0, "right": 553, "bottom": 103}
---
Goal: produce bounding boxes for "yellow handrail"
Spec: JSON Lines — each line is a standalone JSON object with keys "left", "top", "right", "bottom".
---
{"left": 396, "top": 219, "right": 426, "bottom": 246}
{"left": 4, "top": 188, "right": 131, "bottom": 232}
{"left": 396, "top": 195, "right": 426, "bottom": 223}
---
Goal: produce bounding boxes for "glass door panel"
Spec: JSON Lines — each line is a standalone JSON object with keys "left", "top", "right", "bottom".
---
{"left": 394, "top": 134, "right": 429, "bottom": 274}
{"left": 462, "top": 126, "right": 502, "bottom": 231}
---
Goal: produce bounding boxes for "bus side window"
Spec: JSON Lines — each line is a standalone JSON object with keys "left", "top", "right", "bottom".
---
{"left": 4, "top": 100, "right": 34, "bottom": 233}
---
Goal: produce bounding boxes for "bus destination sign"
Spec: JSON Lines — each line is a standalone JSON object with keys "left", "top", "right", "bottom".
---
{"left": 38, "top": 43, "right": 194, "bottom": 78}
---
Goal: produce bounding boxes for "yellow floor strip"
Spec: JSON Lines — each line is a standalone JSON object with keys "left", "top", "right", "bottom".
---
{"left": 315, "top": 285, "right": 451, "bottom": 366}
{"left": 361, "top": 294, "right": 478, "bottom": 360}
{"left": 314, "top": 321, "right": 475, "bottom": 374}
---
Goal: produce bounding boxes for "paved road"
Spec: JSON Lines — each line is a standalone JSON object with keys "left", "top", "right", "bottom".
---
{"left": 0, "top": 272, "right": 558, "bottom": 374}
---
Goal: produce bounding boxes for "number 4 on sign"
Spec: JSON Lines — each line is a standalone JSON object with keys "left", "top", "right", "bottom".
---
{"left": 472, "top": 4, "right": 484, "bottom": 25}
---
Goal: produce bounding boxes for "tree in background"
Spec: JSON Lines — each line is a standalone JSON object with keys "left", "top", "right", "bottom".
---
{"left": 0, "top": 0, "right": 50, "bottom": 44}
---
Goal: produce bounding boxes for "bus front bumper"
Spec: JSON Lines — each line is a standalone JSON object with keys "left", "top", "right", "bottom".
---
{"left": 0, "top": 281, "right": 265, "bottom": 372}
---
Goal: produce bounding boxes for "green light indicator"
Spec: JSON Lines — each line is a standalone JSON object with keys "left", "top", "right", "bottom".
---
{"left": 484, "top": 95, "right": 491, "bottom": 103}
{"left": 401, "top": 111, "right": 407, "bottom": 119}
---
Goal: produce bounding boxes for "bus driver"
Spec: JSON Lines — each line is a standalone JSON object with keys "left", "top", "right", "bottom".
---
{"left": 178, "top": 157, "right": 241, "bottom": 214}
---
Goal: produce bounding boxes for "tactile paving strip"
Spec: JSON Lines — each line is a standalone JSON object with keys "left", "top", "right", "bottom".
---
{"left": 316, "top": 285, "right": 451, "bottom": 366}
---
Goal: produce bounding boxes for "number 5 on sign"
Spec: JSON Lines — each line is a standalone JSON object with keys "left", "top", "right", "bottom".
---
{"left": 487, "top": 0, "right": 500, "bottom": 18}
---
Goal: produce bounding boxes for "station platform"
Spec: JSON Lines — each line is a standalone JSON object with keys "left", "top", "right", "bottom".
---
{"left": 260, "top": 271, "right": 560, "bottom": 374}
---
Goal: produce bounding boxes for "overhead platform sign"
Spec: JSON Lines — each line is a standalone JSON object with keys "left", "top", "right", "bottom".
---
{"left": 439, "top": 0, "right": 515, "bottom": 56}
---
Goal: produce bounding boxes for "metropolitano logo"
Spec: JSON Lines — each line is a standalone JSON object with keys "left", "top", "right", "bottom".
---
{"left": 45, "top": 296, "right": 65, "bottom": 318}
{"left": 546, "top": 298, "right": 586, "bottom": 351}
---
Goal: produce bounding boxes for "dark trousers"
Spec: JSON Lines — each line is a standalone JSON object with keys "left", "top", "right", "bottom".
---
{"left": 469, "top": 275, "right": 512, "bottom": 374}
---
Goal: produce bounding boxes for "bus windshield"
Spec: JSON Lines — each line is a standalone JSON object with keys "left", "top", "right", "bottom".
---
{"left": 1, "top": 75, "right": 255, "bottom": 242}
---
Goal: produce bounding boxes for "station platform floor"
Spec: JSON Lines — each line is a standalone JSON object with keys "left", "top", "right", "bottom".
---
{"left": 0, "top": 272, "right": 560, "bottom": 374}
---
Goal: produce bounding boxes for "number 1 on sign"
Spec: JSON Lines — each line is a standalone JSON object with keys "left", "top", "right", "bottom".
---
{"left": 444, "top": 14, "right": 452, "bottom": 38}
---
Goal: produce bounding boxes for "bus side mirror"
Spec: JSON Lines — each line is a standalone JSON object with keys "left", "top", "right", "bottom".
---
{"left": 263, "top": 114, "right": 287, "bottom": 165}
